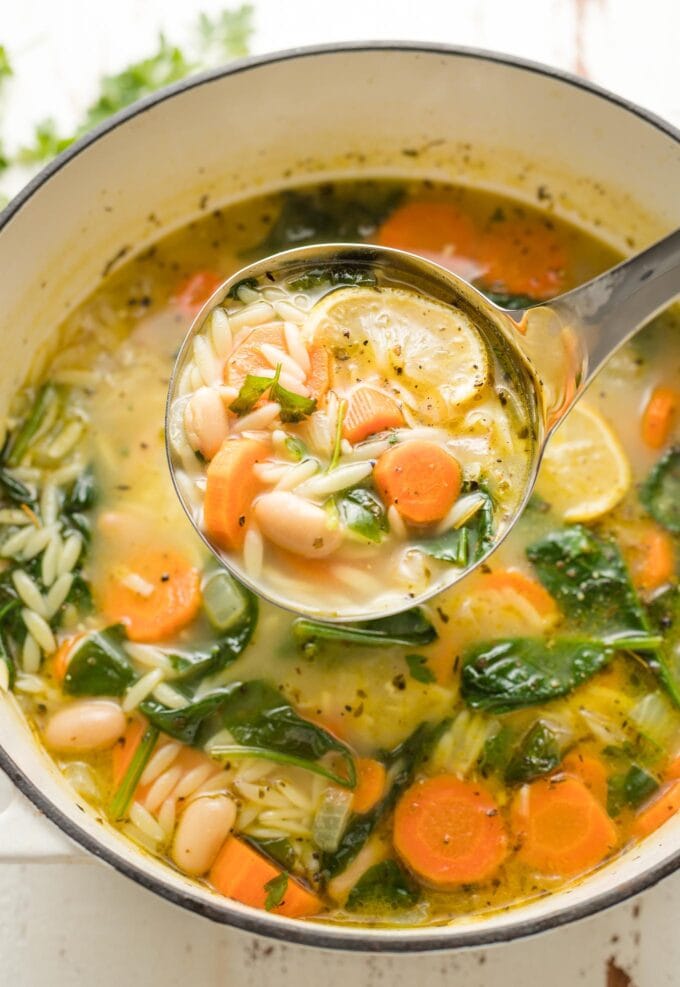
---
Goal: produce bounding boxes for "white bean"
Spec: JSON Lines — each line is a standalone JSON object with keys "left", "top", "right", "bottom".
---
{"left": 44, "top": 700, "right": 126, "bottom": 753}
{"left": 184, "top": 387, "right": 230, "bottom": 460}
{"left": 254, "top": 491, "right": 342, "bottom": 558}
{"left": 171, "top": 794, "right": 237, "bottom": 876}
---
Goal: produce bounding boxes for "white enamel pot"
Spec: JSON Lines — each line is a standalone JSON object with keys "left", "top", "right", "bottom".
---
{"left": 0, "top": 43, "right": 678, "bottom": 952}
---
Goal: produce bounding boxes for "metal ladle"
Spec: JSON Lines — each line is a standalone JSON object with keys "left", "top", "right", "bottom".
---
{"left": 167, "top": 230, "right": 680, "bottom": 621}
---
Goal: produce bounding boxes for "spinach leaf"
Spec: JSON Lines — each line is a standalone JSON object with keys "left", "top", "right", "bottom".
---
{"left": 264, "top": 873, "right": 289, "bottom": 911}
{"left": 171, "top": 581, "right": 258, "bottom": 684}
{"left": 109, "top": 724, "right": 159, "bottom": 820}
{"left": 322, "top": 722, "right": 436, "bottom": 880}
{"left": 226, "top": 276, "right": 258, "bottom": 299}
{"left": 346, "top": 860, "right": 419, "bottom": 913}
{"left": 0, "top": 469, "right": 34, "bottom": 505}
{"left": 461, "top": 637, "right": 614, "bottom": 713}
{"left": 405, "top": 653, "right": 436, "bottom": 684}
{"left": 245, "top": 836, "right": 297, "bottom": 871}
{"left": 229, "top": 371, "right": 275, "bottom": 416}
{"left": 255, "top": 186, "right": 404, "bottom": 255}
{"left": 527, "top": 526, "right": 659, "bottom": 648}
{"left": 641, "top": 447, "right": 680, "bottom": 533}
{"left": 646, "top": 587, "right": 680, "bottom": 705}
{"left": 293, "top": 607, "right": 436, "bottom": 657}
{"left": 504, "top": 721, "right": 561, "bottom": 783}
{"left": 143, "top": 680, "right": 356, "bottom": 787}
{"left": 607, "top": 764, "right": 658, "bottom": 816}
{"left": 64, "top": 467, "right": 98, "bottom": 513}
{"left": 414, "top": 489, "right": 495, "bottom": 565}
{"left": 63, "top": 626, "right": 135, "bottom": 696}
{"left": 336, "top": 487, "right": 388, "bottom": 543}
{"left": 479, "top": 725, "right": 515, "bottom": 777}
{"left": 288, "top": 266, "right": 377, "bottom": 292}
{"left": 6, "top": 384, "right": 58, "bottom": 467}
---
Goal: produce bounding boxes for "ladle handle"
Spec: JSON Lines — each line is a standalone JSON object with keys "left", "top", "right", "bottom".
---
{"left": 514, "top": 228, "right": 680, "bottom": 433}
{"left": 556, "top": 227, "right": 680, "bottom": 383}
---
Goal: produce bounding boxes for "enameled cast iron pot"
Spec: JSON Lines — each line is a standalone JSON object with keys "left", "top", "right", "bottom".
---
{"left": 0, "top": 43, "right": 678, "bottom": 952}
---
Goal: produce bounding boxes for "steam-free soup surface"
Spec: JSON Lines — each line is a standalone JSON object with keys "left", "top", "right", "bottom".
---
{"left": 2, "top": 178, "right": 679, "bottom": 927}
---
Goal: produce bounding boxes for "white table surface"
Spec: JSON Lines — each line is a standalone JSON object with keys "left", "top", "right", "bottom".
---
{"left": 1, "top": 1, "right": 679, "bottom": 984}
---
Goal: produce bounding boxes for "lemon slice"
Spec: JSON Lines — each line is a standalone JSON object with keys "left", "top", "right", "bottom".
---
{"left": 536, "top": 401, "right": 631, "bottom": 522}
{"left": 305, "top": 286, "right": 489, "bottom": 412}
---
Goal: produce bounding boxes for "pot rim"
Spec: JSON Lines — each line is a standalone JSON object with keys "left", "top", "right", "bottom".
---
{"left": 1, "top": 40, "right": 679, "bottom": 953}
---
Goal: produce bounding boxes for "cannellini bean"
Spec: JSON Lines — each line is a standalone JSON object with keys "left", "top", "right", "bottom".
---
{"left": 254, "top": 491, "right": 342, "bottom": 558}
{"left": 171, "top": 794, "right": 237, "bottom": 876}
{"left": 44, "top": 700, "right": 126, "bottom": 753}
{"left": 184, "top": 387, "right": 229, "bottom": 460}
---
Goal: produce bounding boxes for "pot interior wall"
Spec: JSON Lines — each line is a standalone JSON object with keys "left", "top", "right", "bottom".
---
{"left": 0, "top": 46, "right": 679, "bottom": 947}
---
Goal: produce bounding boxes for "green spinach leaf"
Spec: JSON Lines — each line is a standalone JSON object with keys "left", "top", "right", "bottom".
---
{"left": 461, "top": 637, "right": 614, "bottom": 713}
{"left": 481, "top": 291, "right": 538, "bottom": 310}
{"left": 7, "top": 384, "right": 59, "bottom": 467}
{"left": 293, "top": 607, "right": 436, "bottom": 657}
{"left": 504, "top": 720, "right": 561, "bottom": 783}
{"left": 171, "top": 581, "right": 258, "bottom": 684}
{"left": 346, "top": 860, "right": 419, "bottom": 912}
{"left": 607, "top": 764, "right": 658, "bottom": 816}
{"left": 413, "top": 489, "right": 494, "bottom": 565}
{"left": 336, "top": 487, "right": 388, "bottom": 543}
{"left": 641, "top": 447, "right": 680, "bottom": 533}
{"left": 63, "top": 626, "right": 135, "bottom": 696}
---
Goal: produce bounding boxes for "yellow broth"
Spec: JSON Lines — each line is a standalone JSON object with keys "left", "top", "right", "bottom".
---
{"left": 2, "top": 177, "right": 679, "bottom": 927}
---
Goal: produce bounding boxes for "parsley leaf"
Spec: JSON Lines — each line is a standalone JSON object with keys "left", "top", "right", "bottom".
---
{"left": 0, "top": 45, "right": 12, "bottom": 84}
{"left": 15, "top": 7, "right": 254, "bottom": 165}
{"left": 264, "top": 872, "right": 288, "bottom": 911}
{"left": 229, "top": 372, "right": 275, "bottom": 416}
{"left": 229, "top": 364, "right": 316, "bottom": 422}
{"left": 405, "top": 653, "right": 436, "bottom": 684}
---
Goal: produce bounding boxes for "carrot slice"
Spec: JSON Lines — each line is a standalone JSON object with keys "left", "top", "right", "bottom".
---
{"left": 478, "top": 216, "right": 567, "bottom": 299}
{"left": 224, "top": 323, "right": 286, "bottom": 391}
{"left": 479, "top": 569, "right": 558, "bottom": 619}
{"left": 560, "top": 751, "right": 608, "bottom": 805}
{"left": 376, "top": 201, "right": 478, "bottom": 274}
{"left": 209, "top": 835, "right": 322, "bottom": 917}
{"left": 393, "top": 775, "right": 508, "bottom": 887}
{"left": 204, "top": 438, "right": 270, "bottom": 551}
{"left": 306, "top": 344, "right": 331, "bottom": 403}
{"left": 632, "top": 779, "right": 680, "bottom": 839}
{"left": 641, "top": 386, "right": 679, "bottom": 449}
{"left": 51, "top": 633, "right": 85, "bottom": 683}
{"left": 173, "top": 271, "right": 222, "bottom": 317}
{"left": 352, "top": 758, "right": 387, "bottom": 814}
{"left": 511, "top": 776, "right": 618, "bottom": 876}
{"left": 100, "top": 548, "right": 201, "bottom": 643}
{"left": 665, "top": 756, "right": 680, "bottom": 781}
{"left": 342, "top": 387, "right": 404, "bottom": 444}
{"left": 374, "top": 440, "right": 461, "bottom": 525}
{"left": 629, "top": 524, "right": 676, "bottom": 592}
{"left": 111, "top": 716, "right": 148, "bottom": 788}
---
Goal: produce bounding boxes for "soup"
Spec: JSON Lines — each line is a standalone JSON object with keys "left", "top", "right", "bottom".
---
{"left": 1, "top": 177, "right": 679, "bottom": 927}
{"left": 169, "top": 257, "right": 536, "bottom": 617}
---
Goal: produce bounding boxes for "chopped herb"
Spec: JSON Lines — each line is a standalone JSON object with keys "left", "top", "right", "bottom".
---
{"left": 288, "top": 266, "right": 377, "bottom": 292}
{"left": 264, "top": 872, "right": 288, "bottom": 911}
{"left": 328, "top": 398, "right": 347, "bottom": 473}
{"left": 405, "top": 653, "right": 436, "bottom": 684}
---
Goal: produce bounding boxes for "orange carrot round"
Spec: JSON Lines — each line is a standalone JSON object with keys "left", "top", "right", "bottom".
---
{"left": 209, "top": 835, "right": 322, "bottom": 917}
{"left": 665, "top": 755, "right": 680, "bottom": 781}
{"left": 343, "top": 387, "right": 404, "bottom": 444}
{"left": 632, "top": 779, "right": 680, "bottom": 839}
{"left": 377, "top": 201, "right": 477, "bottom": 265}
{"left": 374, "top": 440, "right": 461, "bottom": 525}
{"left": 224, "top": 323, "right": 286, "bottom": 391}
{"left": 173, "top": 271, "right": 223, "bottom": 317}
{"left": 511, "top": 776, "right": 617, "bottom": 876}
{"left": 306, "top": 344, "right": 331, "bottom": 403}
{"left": 352, "top": 758, "right": 387, "bottom": 814}
{"left": 100, "top": 548, "right": 201, "bottom": 643}
{"left": 560, "top": 750, "right": 609, "bottom": 805}
{"left": 478, "top": 216, "right": 567, "bottom": 299}
{"left": 204, "top": 437, "right": 270, "bottom": 551}
{"left": 629, "top": 524, "right": 676, "bottom": 592}
{"left": 641, "top": 385, "right": 679, "bottom": 449}
{"left": 393, "top": 775, "right": 508, "bottom": 887}
{"left": 479, "top": 569, "right": 558, "bottom": 619}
